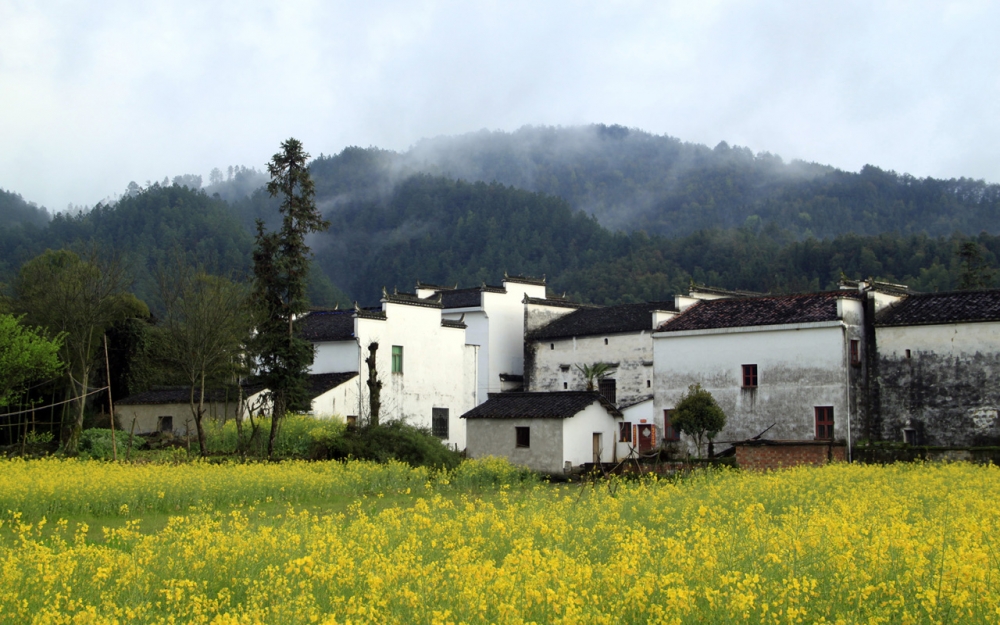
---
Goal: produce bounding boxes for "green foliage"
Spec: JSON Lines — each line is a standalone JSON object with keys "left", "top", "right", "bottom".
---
{"left": 958, "top": 241, "right": 997, "bottom": 290}
{"left": 447, "top": 456, "right": 539, "bottom": 489}
{"left": 673, "top": 383, "right": 727, "bottom": 458}
{"left": 251, "top": 138, "right": 330, "bottom": 458}
{"left": 0, "top": 188, "right": 49, "bottom": 229}
{"left": 323, "top": 422, "right": 462, "bottom": 469}
{"left": 574, "top": 362, "right": 613, "bottom": 391}
{"left": 203, "top": 414, "right": 345, "bottom": 459}
{"left": 77, "top": 428, "right": 146, "bottom": 460}
{"left": 0, "top": 314, "right": 63, "bottom": 406}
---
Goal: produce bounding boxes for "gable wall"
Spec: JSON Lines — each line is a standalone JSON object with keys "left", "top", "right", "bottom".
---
{"left": 875, "top": 321, "right": 1000, "bottom": 446}
{"left": 653, "top": 322, "right": 861, "bottom": 455}
{"left": 529, "top": 332, "right": 653, "bottom": 408}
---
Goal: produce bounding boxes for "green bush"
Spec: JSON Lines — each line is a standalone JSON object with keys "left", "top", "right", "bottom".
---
{"left": 323, "top": 422, "right": 462, "bottom": 469}
{"left": 203, "top": 414, "right": 346, "bottom": 458}
{"left": 78, "top": 428, "right": 145, "bottom": 460}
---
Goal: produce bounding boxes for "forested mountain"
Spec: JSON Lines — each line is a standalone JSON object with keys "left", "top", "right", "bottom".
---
{"left": 3, "top": 125, "right": 998, "bottom": 308}
{"left": 363, "top": 126, "right": 1000, "bottom": 239}
{"left": 0, "top": 188, "right": 50, "bottom": 229}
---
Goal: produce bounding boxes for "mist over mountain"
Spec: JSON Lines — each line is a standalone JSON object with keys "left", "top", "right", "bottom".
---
{"left": 0, "top": 188, "right": 51, "bottom": 229}
{"left": 2, "top": 124, "right": 998, "bottom": 307}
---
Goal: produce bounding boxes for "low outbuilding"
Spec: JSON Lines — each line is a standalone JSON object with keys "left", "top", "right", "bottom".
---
{"left": 461, "top": 391, "right": 623, "bottom": 474}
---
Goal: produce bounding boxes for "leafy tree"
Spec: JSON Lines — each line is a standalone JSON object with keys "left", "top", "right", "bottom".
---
{"left": 156, "top": 267, "right": 251, "bottom": 455}
{"left": 250, "top": 138, "right": 330, "bottom": 458}
{"left": 672, "top": 383, "right": 726, "bottom": 458}
{"left": 0, "top": 314, "right": 64, "bottom": 407}
{"left": 13, "top": 248, "right": 148, "bottom": 453}
{"left": 958, "top": 241, "right": 996, "bottom": 290}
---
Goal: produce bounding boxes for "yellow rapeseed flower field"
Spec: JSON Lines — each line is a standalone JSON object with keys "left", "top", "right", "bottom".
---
{"left": 1, "top": 458, "right": 998, "bottom": 624}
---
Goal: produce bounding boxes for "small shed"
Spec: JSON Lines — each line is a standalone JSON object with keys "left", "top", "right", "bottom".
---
{"left": 462, "top": 391, "right": 623, "bottom": 474}
{"left": 116, "top": 387, "right": 241, "bottom": 436}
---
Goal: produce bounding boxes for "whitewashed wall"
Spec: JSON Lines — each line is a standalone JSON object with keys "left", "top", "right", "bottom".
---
{"left": 312, "top": 341, "right": 360, "bottom": 375}
{"left": 310, "top": 382, "right": 358, "bottom": 420}
{"left": 354, "top": 300, "right": 477, "bottom": 449}
{"left": 653, "top": 314, "right": 863, "bottom": 455}
{"left": 561, "top": 402, "right": 621, "bottom": 467}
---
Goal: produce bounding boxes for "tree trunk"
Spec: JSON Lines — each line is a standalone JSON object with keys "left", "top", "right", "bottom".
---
{"left": 235, "top": 383, "right": 245, "bottom": 458}
{"left": 190, "top": 371, "right": 207, "bottom": 456}
{"left": 63, "top": 367, "right": 90, "bottom": 454}
{"left": 365, "top": 342, "right": 381, "bottom": 427}
{"left": 267, "top": 392, "right": 285, "bottom": 459}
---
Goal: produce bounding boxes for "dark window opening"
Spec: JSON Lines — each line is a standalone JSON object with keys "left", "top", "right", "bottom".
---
{"left": 346, "top": 415, "right": 357, "bottom": 429}
{"left": 157, "top": 416, "right": 173, "bottom": 433}
{"left": 647, "top": 379, "right": 651, "bottom": 388}
{"left": 599, "top": 378, "right": 617, "bottom": 404}
{"left": 619, "top": 421, "right": 632, "bottom": 443}
{"left": 563, "top": 382, "right": 568, "bottom": 389}
{"left": 550, "top": 343, "right": 554, "bottom": 350}
{"left": 515, "top": 426, "right": 530, "bottom": 448}
{"left": 815, "top": 406, "right": 834, "bottom": 440}
{"left": 604, "top": 338, "right": 608, "bottom": 345}
{"left": 906, "top": 349, "right": 911, "bottom": 359}
{"left": 432, "top": 408, "right": 449, "bottom": 438}
{"left": 742, "top": 364, "right": 758, "bottom": 388}
{"left": 663, "top": 409, "right": 680, "bottom": 442}
{"left": 903, "top": 428, "right": 917, "bottom": 445}
{"left": 850, "top": 340, "right": 861, "bottom": 366}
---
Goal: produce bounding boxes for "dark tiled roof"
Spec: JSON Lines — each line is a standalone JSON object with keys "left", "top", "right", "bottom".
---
{"left": 523, "top": 296, "right": 586, "bottom": 309}
{"left": 440, "top": 288, "right": 483, "bottom": 309}
{"left": 839, "top": 278, "right": 912, "bottom": 296}
{"left": 441, "top": 318, "right": 467, "bottom": 329}
{"left": 689, "top": 283, "right": 765, "bottom": 298}
{"left": 530, "top": 301, "right": 677, "bottom": 340}
{"left": 306, "top": 372, "right": 358, "bottom": 399}
{"left": 297, "top": 310, "right": 356, "bottom": 341}
{"left": 875, "top": 290, "right": 1000, "bottom": 327}
{"left": 658, "top": 291, "right": 858, "bottom": 332}
{"left": 119, "top": 386, "right": 242, "bottom": 405}
{"left": 461, "top": 391, "right": 622, "bottom": 419}
{"left": 498, "top": 373, "right": 524, "bottom": 382}
{"left": 504, "top": 273, "right": 546, "bottom": 286}
{"left": 384, "top": 291, "right": 443, "bottom": 309}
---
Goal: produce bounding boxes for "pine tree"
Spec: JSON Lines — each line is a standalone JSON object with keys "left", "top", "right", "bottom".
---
{"left": 250, "top": 138, "right": 330, "bottom": 458}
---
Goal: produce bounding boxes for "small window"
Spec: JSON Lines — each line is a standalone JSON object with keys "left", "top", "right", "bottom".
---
{"left": 663, "top": 409, "right": 680, "bottom": 441}
{"left": 346, "top": 415, "right": 357, "bottom": 429}
{"left": 619, "top": 421, "right": 632, "bottom": 443}
{"left": 647, "top": 379, "right": 651, "bottom": 388}
{"left": 550, "top": 343, "right": 554, "bottom": 350}
{"left": 815, "top": 406, "right": 834, "bottom": 440}
{"left": 157, "top": 416, "right": 173, "bottom": 433}
{"left": 905, "top": 349, "right": 911, "bottom": 359}
{"left": 515, "top": 426, "right": 530, "bottom": 448}
{"left": 563, "top": 382, "right": 568, "bottom": 389}
{"left": 599, "top": 378, "right": 617, "bottom": 404}
{"left": 391, "top": 345, "right": 403, "bottom": 373}
{"left": 850, "top": 340, "right": 861, "bottom": 366}
{"left": 742, "top": 364, "right": 758, "bottom": 388}
{"left": 432, "top": 408, "right": 449, "bottom": 438}
{"left": 903, "top": 428, "right": 917, "bottom": 445}
{"left": 604, "top": 338, "right": 608, "bottom": 345}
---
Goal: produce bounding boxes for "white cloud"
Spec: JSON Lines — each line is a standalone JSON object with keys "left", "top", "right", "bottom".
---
{"left": 1, "top": 0, "right": 997, "bottom": 209}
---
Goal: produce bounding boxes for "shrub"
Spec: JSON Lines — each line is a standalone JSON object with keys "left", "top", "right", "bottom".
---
{"left": 78, "top": 428, "right": 145, "bottom": 460}
{"left": 323, "top": 421, "right": 462, "bottom": 469}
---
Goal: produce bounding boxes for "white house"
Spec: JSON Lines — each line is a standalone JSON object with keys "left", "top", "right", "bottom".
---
{"left": 297, "top": 290, "right": 478, "bottom": 449}
{"left": 525, "top": 301, "right": 679, "bottom": 415}
{"left": 652, "top": 291, "right": 870, "bottom": 457}
{"left": 117, "top": 387, "right": 241, "bottom": 436}
{"left": 462, "top": 391, "right": 623, "bottom": 473}
{"left": 873, "top": 289, "right": 1000, "bottom": 447}
{"left": 416, "top": 274, "right": 548, "bottom": 405}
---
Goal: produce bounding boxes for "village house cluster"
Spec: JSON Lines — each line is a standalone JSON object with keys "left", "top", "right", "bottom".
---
{"left": 119, "top": 274, "right": 1000, "bottom": 473}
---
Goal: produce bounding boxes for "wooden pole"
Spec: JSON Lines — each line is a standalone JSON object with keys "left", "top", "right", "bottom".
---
{"left": 126, "top": 417, "right": 136, "bottom": 462}
{"left": 103, "top": 334, "right": 117, "bottom": 461}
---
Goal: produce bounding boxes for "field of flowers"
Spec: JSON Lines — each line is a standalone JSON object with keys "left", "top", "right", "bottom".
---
{"left": 2, "top": 459, "right": 999, "bottom": 624}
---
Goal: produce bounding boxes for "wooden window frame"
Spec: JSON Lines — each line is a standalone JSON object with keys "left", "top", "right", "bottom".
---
{"left": 663, "top": 409, "right": 680, "bottom": 442}
{"left": 815, "top": 406, "right": 834, "bottom": 440}
{"left": 619, "top": 421, "right": 632, "bottom": 443}
{"left": 391, "top": 345, "right": 403, "bottom": 373}
{"left": 742, "top": 364, "right": 758, "bottom": 388}
{"left": 850, "top": 339, "right": 861, "bottom": 366}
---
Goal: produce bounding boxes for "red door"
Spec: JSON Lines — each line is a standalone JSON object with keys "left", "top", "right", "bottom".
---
{"left": 637, "top": 424, "right": 654, "bottom": 453}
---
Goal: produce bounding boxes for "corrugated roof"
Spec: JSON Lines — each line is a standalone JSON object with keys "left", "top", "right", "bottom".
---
{"left": 530, "top": 301, "right": 676, "bottom": 340}
{"left": 658, "top": 291, "right": 857, "bottom": 332}
{"left": 876, "top": 290, "right": 1000, "bottom": 327}
{"left": 461, "top": 391, "right": 622, "bottom": 419}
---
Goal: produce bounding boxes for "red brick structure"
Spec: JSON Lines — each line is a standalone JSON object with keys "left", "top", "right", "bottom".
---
{"left": 733, "top": 440, "right": 847, "bottom": 471}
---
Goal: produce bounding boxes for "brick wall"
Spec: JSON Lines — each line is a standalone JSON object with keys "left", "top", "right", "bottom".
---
{"left": 735, "top": 441, "right": 847, "bottom": 471}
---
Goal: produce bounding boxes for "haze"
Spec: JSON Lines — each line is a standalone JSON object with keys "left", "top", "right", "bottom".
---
{"left": 2, "top": 1, "right": 997, "bottom": 211}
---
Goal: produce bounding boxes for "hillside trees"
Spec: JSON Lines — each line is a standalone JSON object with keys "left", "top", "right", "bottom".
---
{"left": 250, "top": 138, "right": 329, "bottom": 459}
{"left": 13, "top": 248, "right": 148, "bottom": 453}
{"left": 156, "top": 266, "right": 252, "bottom": 455}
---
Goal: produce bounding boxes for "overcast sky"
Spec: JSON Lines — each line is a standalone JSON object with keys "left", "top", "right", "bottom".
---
{"left": 1, "top": 1, "right": 997, "bottom": 211}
